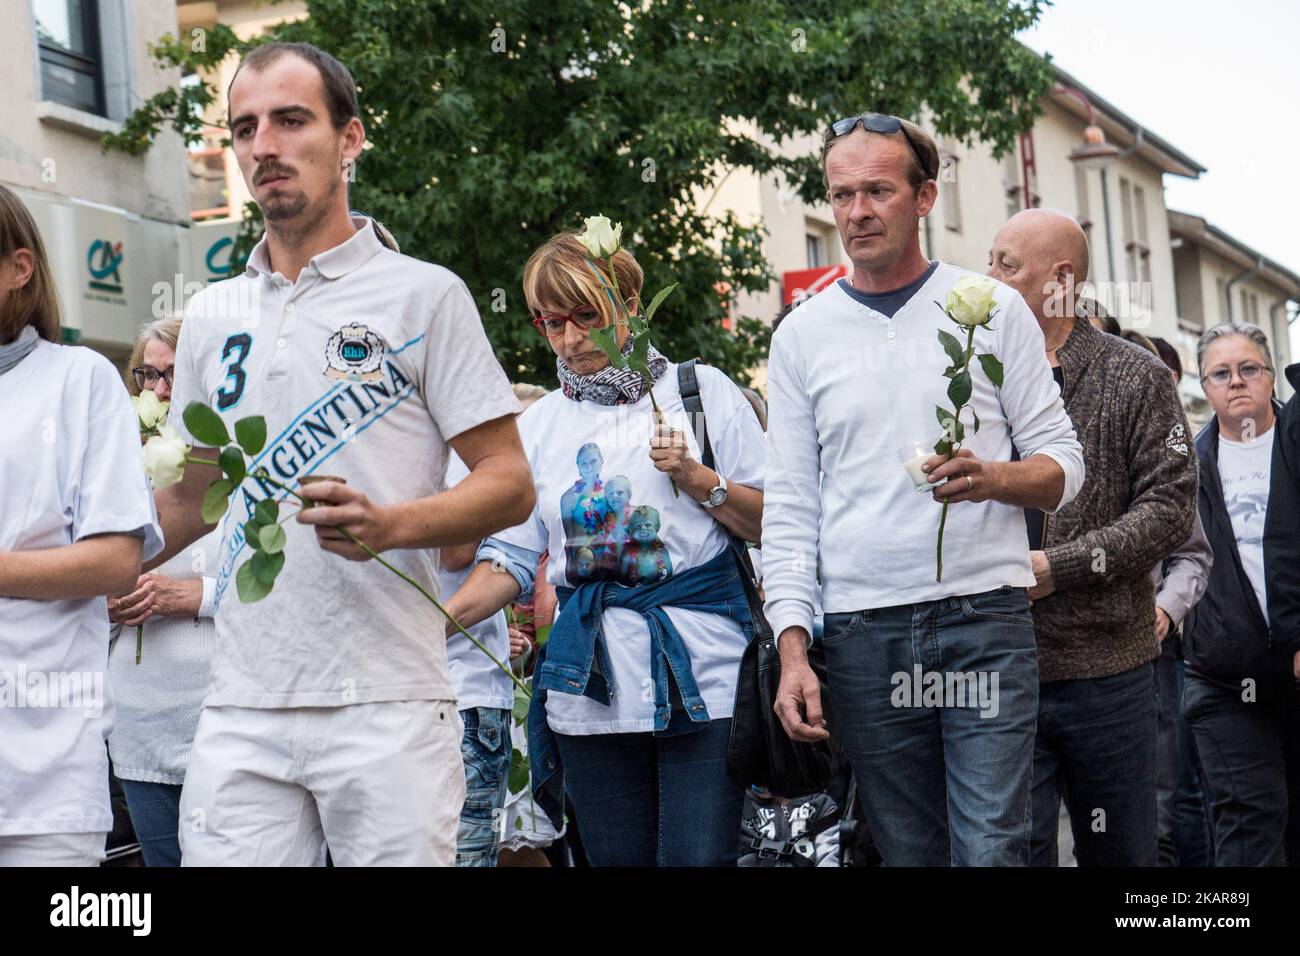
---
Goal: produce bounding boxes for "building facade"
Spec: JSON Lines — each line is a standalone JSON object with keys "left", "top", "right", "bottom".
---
{"left": 3, "top": 0, "right": 198, "bottom": 363}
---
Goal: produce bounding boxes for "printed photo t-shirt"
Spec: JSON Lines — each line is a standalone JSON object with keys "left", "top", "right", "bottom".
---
{"left": 1218, "top": 425, "right": 1274, "bottom": 622}
{"left": 493, "top": 363, "right": 766, "bottom": 734}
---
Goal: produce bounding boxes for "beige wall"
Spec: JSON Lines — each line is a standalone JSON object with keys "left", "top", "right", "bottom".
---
{"left": 1, "top": 1, "right": 189, "bottom": 224}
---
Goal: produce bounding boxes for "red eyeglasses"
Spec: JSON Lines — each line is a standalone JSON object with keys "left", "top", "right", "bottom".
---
{"left": 531, "top": 305, "right": 605, "bottom": 338}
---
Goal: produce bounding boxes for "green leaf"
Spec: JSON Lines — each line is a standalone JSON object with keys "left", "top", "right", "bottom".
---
{"left": 218, "top": 446, "right": 246, "bottom": 485}
{"left": 244, "top": 519, "right": 265, "bottom": 551}
{"left": 934, "top": 438, "right": 954, "bottom": 456}
{"left": 970, "top": 408, "right": 981, "bottom": 433}
{"left": 255, "top": 499, "right": 280, "bottom": 525}
{"left": 642, "top": 283, "right": 678, "bottom": 325}
{"left": 259, "top": 523, "right": 287, "bottom": 554}
{"left": 201, "top": 479, "right": 235, "bottom": 524}
{"left": 978, "top": 352, "right": 1005, "bottom": 388}
{"left": 947, "top": 370, "right": 972, "bottom": 408}
{"left": 935, "top": 405, "right": 957, "bottom": 430}
{"left": 251, "top": 548, "right": 285, "bottom": 586}
{"left": 183, "top": 402, "right": 230, "bottom": 448}
{"left": 235, "top": 416, "right": 267, "bottom": 456}
{"left": 512, "top": 687, "right": 531, "bottom": 724}
{"left": 937, "top": 329, "right": 964, "bottom": 368}
{"left": 587, "top": 325, "right": 626, "bottom": 368}
{"left": 236, "top": 559, "right": 272, "bottom": 603}
{"left": 508, "top": 747, "right": 530, "bottom": 796}
{"left": 534, "top": 623, "right": 551, "bottom": 648}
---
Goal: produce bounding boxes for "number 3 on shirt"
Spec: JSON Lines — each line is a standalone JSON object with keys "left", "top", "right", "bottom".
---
{"left": 216, "top": 333, "right": 252, "bottom": 410}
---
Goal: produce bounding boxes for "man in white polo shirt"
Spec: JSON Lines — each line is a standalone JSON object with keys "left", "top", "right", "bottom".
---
{"left": 764, "top": 114, "right": 1084, "bottom": 866}
{"left": 151, "top": 42, "right": 534, "bottom": 866}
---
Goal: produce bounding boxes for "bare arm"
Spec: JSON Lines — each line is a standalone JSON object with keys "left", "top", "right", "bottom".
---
{"left": 146, "top": 446, "right": 222, "bottom": 571}
{"left": 0, "top": 534, "right": 142, "bottom": 600}
{"left": 442, "top": 560, "right": 523, "bottom": 635}
{"left": 440, "top": 542, "right": 480, "bottom": 573}
{"left": 108, "top": 574, "right": 207, "bottom": 626}
{"left": 677, "top": 461, "right": 764, "bottom": 543}
{"left": 924, "top": 449, "right": 1065, "bottom": 511}
{"left": 298, "top": 414, "right": 536, "bottom": 558}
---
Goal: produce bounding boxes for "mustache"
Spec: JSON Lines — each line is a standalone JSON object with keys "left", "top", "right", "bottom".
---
{"left": 254, "top": 163, "right": 297, "bottom": 185}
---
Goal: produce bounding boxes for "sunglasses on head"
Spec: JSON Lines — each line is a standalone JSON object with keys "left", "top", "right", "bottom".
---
{"left": 531, "top": 305, "right": 605, "bottom": 338}
{"left": 827, "top": 113, "right": 935, "bottom": 180}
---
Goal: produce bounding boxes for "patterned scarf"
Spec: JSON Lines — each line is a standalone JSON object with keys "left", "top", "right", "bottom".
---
{"left": 556, "top": 335, "right": 669, "bottom": 405}
{"left": 0, "top": 325, "right": 39, "bottom": 377}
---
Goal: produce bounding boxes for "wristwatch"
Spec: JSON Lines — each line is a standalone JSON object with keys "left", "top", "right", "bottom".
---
{"left": 699, "top": 472, "right": 728, "bottom": 510}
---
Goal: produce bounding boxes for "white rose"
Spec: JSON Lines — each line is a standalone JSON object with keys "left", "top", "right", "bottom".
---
{"left": 577, "top": 215, "right": 623, "bottom": 258}
{"left": 142, "top": 425, "right": 189, "bottom": 490}
{"left": 133, "top": 390, "right": 169, "bottom": 432}
{"left": 946, "top": 275, "right": 999, "bottom": 328}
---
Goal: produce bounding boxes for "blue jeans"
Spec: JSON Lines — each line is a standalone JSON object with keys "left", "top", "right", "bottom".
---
{"left": 555, "top": 717, "right": 743, "bottom": 866}
{"left": 822, "top": 586, "right": 1040, "bottom": 866}
{"left": 1156, "top": 649, "right": 1213, "bottom": 866}
{"left": 120, "top": 780, "right": 183, "bottom": 867}
{"left": 1030, "top": 662, "right": 1158, "bottom": 866}
{"left": 455, "top": 707, "right": 511, "bottom": 867}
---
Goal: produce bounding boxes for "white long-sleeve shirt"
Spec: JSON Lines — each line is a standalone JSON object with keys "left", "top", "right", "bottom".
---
{"left": 762, "top": 262, "right": 1085, "bottom": 641}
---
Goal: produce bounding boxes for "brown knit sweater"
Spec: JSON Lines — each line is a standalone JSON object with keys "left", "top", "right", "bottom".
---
{"left": 1032, "top": 317, "right": 1199, "bottom": 682}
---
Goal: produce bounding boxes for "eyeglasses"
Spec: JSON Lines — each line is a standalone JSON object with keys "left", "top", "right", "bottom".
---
{"left": 532, "top": 305, "right": 605, "bottom": 338}
{"left": 826, "top": 113, "right": 936, "bottom": 181}
{"left": 1201, "top": 363, "right": 1272, "bottom": 387}
{"left": 132, "top": 366, "right": 174, "bottom": 389}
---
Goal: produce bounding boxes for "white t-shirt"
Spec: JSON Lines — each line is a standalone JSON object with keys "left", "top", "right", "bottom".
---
{"left": 493, "top": 363, "right": 766, "bottom": 735}
{"left": 169, "top": 217, "right": 520, "bottom": 708}
{"left": 1218, "top": 426, "right": 1274, "bottom": 622}
{"left": 0, "top": 340, "right": 163, "bottom": 836}
{"left": 438, "top": 455, "right": 512, "bottom": 712}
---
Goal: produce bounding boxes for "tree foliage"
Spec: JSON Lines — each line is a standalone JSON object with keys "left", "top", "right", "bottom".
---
{"left": 105, "top": 0, "right": 1052, "bottom": 385}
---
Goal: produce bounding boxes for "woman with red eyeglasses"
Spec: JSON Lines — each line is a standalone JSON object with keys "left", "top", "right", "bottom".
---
{"left": 443, "top": 232, "right": 767, "bottom": 866}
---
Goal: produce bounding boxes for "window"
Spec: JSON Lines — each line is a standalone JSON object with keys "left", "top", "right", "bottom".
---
{"left": 33, "top": 0, "right": 105, "bottom": 115}
{"left": 806, "top": 232, "right": 825, "bottom": 269}
{"left": 1119, "top": 177, "right": 1138, "bottom": 283}
{"left": 1002, "top": 151, "right": 1021, "bottom": 218}
{"left": 1133, "top": 185, "right": 1152, "bottom": 309}
{"left": 1216, "top": 277, "right": 1228, "bottom": 321}
{"left": 940, "top": 139, "right": 961, "bottom": 234}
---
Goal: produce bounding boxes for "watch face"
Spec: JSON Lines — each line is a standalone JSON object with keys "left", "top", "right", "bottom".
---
{"left": 708, "top": 486, "right": 727, "bottom": 507}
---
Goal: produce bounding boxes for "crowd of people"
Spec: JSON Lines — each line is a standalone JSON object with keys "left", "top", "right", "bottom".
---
{"left": 1, "top": 41, "right": 1296, "bottom": 868}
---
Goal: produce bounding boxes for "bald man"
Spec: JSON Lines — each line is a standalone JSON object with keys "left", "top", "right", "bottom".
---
{"left": 989, "top": 210, "right": 1199, "bottom": 867}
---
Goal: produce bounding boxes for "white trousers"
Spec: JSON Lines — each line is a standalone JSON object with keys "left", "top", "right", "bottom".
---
{"left": 179, "top": 701, "right": 465, "bottom": 866}
{"left": 0, "top": 832, "right": 105, "bottom": 866}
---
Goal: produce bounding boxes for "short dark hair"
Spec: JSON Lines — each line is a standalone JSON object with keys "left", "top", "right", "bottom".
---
{"left": 228, "top": 42, "right": 359, "bottom": 130}
{"left": 1148, "top": 336, "right": 1183, "bottom": 380}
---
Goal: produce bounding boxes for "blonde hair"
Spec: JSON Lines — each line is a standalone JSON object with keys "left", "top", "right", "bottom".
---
{"left": 0, "top": 184, "right": 61, "bottom": 344}
{"left": 522, "top": 233, "right": 644, "bottom": 330}
{"left": 126, "top": 316, "right": 183, "bottom": 396}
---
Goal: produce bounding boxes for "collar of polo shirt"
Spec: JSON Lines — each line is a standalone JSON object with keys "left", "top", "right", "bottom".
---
{"left": 245, "top": 214, "right": 387, "bottom": 281}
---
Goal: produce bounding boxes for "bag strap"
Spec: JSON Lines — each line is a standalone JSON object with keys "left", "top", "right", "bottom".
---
{"left": 678, "top": 360, "right": 770, "bottom": 639}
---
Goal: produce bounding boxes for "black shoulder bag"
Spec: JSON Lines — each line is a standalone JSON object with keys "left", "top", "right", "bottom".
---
{"left": 677, "top": 359, "right": 836, "bottom": 798}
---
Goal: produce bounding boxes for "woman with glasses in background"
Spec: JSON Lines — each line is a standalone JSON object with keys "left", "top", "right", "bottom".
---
{"left": 106, "top": 317, "right": 220, "bottom": 866}
{"left": 1183, "top": 321, "right": 1298, "bottom": 865}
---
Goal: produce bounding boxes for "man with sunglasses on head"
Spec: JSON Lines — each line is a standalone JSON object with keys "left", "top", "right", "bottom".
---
{"left": 764, "top": 114, "right": 1084, "bottom": 866}
{"left": 987, "top": 209, "right": 1198, "bottom": 866}
{"left": 147, "top": 42, "right": 534, "bottom": 866}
